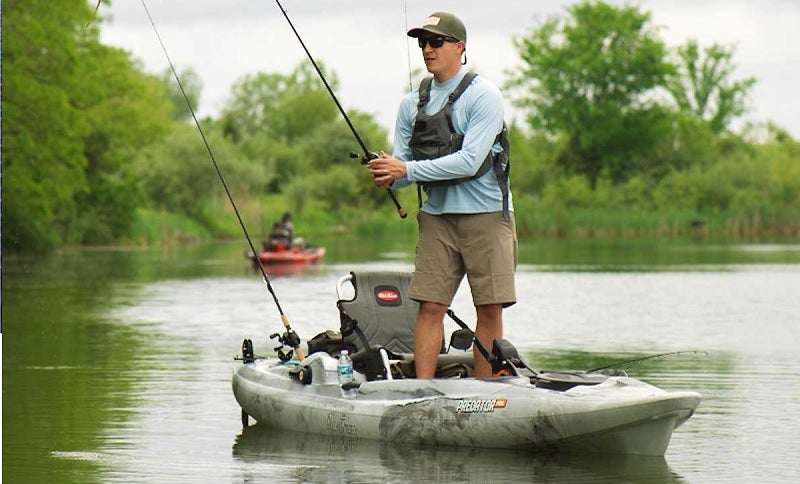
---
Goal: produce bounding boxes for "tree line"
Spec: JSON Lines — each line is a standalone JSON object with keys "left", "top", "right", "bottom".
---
{"left": 2, "top": 0, "right": 798, "bottom": 253}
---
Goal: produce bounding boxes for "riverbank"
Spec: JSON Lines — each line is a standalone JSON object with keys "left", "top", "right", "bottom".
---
{"left": 120, "top": 198, "right": 799, "bottom": 248}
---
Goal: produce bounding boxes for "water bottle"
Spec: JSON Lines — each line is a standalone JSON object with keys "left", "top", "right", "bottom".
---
{"left": 337, "top": 349, "right": 356, "bottom": 398}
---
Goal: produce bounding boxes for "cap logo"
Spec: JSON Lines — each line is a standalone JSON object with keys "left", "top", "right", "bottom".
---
{"left": 422, "top": 16, "right": 441, "bottom": 27}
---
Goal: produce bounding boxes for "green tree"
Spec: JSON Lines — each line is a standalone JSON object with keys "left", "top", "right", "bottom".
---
{"left": 2, "top": 0, "right": 173, "bottom": 250}
{"left": 69, "top": 43, "right": 173, "bottom": 244}
{"left": 220, "top": 62, "right": 340, "bottom": 143}
{"left": 2, "top": 0, "right": 92, "bottom": 250}
{"left": 286, "top": 109, "right": 391, "bottom": 214}
{"left": 667, "top": 39, "right": 756, "bottom": 134}
{"left": 161, "top": 66, "right": 203, "bottom": 122}
{"left": 502, "top": 122, "right": 557, "bottom": 197}
{"left": 506, "top": 1, "right": 675, "bottom": 188}
{"left": 133, "top": 122, "right": 264, "bottom": 223}
{"left": 301, "top": 110, "right": 389, "bottom": 171}
{"left": 219, "top": 63, "right": 389, "bottom": 204}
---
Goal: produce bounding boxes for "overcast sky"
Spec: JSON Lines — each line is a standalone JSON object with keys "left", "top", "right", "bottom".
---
{"left": 100, "top": 0, "right": 800, "bottom": 139}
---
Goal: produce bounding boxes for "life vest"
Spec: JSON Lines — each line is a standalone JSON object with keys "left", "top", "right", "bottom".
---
{"left": 408, "top": 71, "right": 511, "bottom": 219}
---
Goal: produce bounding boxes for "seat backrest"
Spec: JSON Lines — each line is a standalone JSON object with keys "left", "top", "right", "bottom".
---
{"left": 337, "top": 271, "right": 418, "bottom": 354}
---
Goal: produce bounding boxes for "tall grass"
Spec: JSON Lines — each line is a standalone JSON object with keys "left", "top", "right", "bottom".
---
{"left": 128, "top": 208, "right": 212, "bottom": 245}
{"left": 126, "top": 191, "right": 797, "bottom": 246}
{"left": 513, "top": 196, "right": 797, "bottom": 240}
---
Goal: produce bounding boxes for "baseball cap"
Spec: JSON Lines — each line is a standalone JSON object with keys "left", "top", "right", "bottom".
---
{"left": 407, "top": 12, "right": 466, "bottom": 44}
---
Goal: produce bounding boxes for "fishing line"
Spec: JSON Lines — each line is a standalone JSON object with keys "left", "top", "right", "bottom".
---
{"left": 139, "top": 0, "right": 304, "bottom": 359}
{"left": 85, "top": 0, "right": 102, "bottom": 29}
{"left": 586, "top": 350, "right": 708, "bottom": 373}
{"left": 404, "top": 0, "right": 412, "bottom": 92}
{"left": 274, "top": 0, "right": 407, "bottom": 219}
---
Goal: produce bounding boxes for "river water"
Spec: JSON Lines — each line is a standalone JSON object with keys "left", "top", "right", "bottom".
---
{"left": 3, "top": 237, "right": 800, "bottom": 483}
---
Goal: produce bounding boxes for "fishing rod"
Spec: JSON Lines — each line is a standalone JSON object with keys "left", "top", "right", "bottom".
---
{"left": 445, "top": 307, "right": 706, "bottom": 377}
{"left": 403, "top": 0, "right": 413, "bottom": 92}
{"left": 86, "top": 0, "right": 102, "bottom": 29}
{"left": 140, "top": 0, "right": 304, "bottom": 360}
{"left": 274, "top": 0, "right": 407, "bottom": 219}
{"left": 586, "top": 350, "right": 708, "bottom": 373}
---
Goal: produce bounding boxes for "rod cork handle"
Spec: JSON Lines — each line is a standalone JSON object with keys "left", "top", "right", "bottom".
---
{"left": 281, "top": 314, "right": 305, "bottom": 361}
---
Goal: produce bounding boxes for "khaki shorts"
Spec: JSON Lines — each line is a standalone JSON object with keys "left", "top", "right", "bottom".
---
{"left": 408, "top": 211, "right": 517, "bottom": 307}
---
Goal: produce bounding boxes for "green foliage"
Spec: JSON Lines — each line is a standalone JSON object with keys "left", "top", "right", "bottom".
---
{"left": 284, "top": 165, "right": 378, "bottom": 217}
{"left": 301, "top": 110, "right": 389, "bottom": 171}
{"left": 220, "top": 62, "right": 340, "bottom": 143}
{"left": 646, "top": 112, "right": 719, "bottom": 177}
{"left": 2, "top": 0, "right": 92, "bottom": 250}
{"left": 653, "top": 134, "right": 798, "bottom": 215}
{"left": 2, "top": 0, "right": 174, "bottom": 251}
{"left": 69, "top": 42, "right": 174, "bottom": 244}
{"left": 216, "top": 64, "right": 391, "bottom": 222}
{"left": 667, "top": 40, "right": 756, "bottom": 134}
{"left": 161, "top": 66, "right": 203, "bottom": 121}
{"left": 494, "top": 0, "right": 796, "bottom": 241}
{"left": 504, "top": 123, "right": 556, "bottom": 197}
{"left": 3, "top": 0, "right": 797, "bottom": 251}
{"left": 233, "top": 134, "right": 287, "bottom": 191}
{"left": 507, "top": 1, "right": 675, "bottom": 187}
{"left": 132, "top": 122, "right": 268, "bottom": 225}
{"left": 127, "top": 208, "right": 210, "bottom": 245}
{"left": 763, "top": 137, "right": 800, "bottom": 208}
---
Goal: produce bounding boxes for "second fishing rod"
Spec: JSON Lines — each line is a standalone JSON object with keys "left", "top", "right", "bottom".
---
{"left": 274, "top": 0, "right": 407, "bottom": 219}
{"left": 140, "top": 0, "right": 305, "bottom": 361}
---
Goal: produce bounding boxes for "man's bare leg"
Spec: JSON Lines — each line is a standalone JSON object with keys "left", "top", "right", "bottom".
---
{"left": 414, "top": 301, "right": 448, "bottom": 378}
{"left": 473, "top": 304, "right": 503, "bottom": 377}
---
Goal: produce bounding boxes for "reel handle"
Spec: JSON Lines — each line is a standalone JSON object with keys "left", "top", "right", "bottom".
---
{"left": 351, "top": 151, "right": 408, "bottom": 218}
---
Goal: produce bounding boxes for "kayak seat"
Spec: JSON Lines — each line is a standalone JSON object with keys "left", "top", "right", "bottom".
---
{"left": 337, "top": 271, "right": 422, "bottom": 354}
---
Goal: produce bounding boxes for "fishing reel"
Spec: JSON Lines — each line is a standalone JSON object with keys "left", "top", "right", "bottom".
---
{"left": 270, "top": 330, "right": 301, "bottom": 362}
{"left": 350, "top": 151, "right": 380, "bottom": 165}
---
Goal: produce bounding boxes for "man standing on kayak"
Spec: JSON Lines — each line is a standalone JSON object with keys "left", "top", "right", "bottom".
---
{"left": 368, "top": 11, "right": 517, "bottom": 378}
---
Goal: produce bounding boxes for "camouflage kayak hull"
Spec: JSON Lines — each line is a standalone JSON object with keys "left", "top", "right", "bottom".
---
{"left": 232, "top": 352, "right": 700, "bottom": 456}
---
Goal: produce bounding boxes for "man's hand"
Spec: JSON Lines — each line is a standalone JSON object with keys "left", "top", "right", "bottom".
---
{"left": 367, "top": 151, "right": 407, "bottom": 189}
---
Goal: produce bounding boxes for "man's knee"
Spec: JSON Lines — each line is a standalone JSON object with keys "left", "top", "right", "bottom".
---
{"left": 475, "top": 303, "right": 502, "bottom": 321}
{"left": 418, "top": 301, "right": 448, "bottom": 322}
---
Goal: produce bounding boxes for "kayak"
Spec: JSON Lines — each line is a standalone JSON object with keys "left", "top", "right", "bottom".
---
{"left": 232, "top": 271, "right": 701, "bottom": 456}
{"left": 232, "top": 353, "right": 699, "bottom": 456}
{"left": 247, "top": 246, "right": 326, "bottom": 266}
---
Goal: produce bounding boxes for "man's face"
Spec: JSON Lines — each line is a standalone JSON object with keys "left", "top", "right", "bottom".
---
{"left": 418, "top": 34, "right": 464, "bottom": 80}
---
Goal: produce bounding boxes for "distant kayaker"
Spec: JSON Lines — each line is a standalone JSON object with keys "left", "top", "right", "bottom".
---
{"left": 279, "top": 211, "right": 294, "bottom": 245}
{"left": 265, "top": 211, "right": 295, "bottom": 251}
{"left": 367, "top": 11, "right": 516, "bottom": 378}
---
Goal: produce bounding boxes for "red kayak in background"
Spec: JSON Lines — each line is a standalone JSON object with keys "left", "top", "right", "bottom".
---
{"left": 248, "top": 245, "right": 326, "bottom": 266}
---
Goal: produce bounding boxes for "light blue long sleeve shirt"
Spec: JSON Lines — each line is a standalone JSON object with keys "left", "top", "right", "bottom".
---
{"left": 391, "top": 67, "right": 513, "bottom": 215}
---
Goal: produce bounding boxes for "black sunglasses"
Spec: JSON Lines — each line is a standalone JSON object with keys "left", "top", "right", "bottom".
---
{"left": 418, "top": 36, "right": 458, "bottom": 49}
